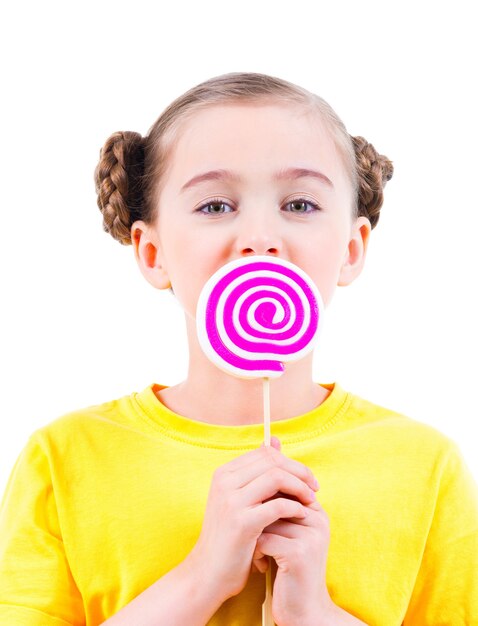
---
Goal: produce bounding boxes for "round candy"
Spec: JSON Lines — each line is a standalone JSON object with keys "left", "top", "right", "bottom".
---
{"left": 195, "top": 256, "right": 324, "bottom": 379}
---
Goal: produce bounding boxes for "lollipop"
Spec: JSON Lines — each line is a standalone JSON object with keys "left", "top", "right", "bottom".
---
{"left": 196, "top": 255, "right": 324, "bottom": 379}
{"left": 195, "top": 255, "right": 324, "bottom": 626}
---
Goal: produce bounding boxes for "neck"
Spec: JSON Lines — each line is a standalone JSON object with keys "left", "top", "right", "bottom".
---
{"left": 155, "top": 314, "right": 330, "bottom": 426}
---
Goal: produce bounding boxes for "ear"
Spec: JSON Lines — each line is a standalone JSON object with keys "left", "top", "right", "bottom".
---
{"left": 130, "top": 220, "right": 171, "bottom": 290}
{"left": 337, "top": 216, "right": 372, "bottom": 287}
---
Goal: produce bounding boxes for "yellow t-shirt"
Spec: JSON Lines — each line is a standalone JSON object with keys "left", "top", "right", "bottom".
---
{"left": 1, "top": 382, "right": 477, "bottom": 625}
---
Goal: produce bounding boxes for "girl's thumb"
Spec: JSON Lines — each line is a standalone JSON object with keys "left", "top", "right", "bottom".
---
{"left": 271, "top": 436, "right": 281, "bottom": 449}
{"left": 261, "top": 436, "right": 281, "bottom": 449}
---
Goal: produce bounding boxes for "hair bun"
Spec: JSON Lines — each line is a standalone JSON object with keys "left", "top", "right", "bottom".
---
{"left": 94, "top": 131, "right": 145, "bottom": 245}
{"left": 352, "top": 136, "right": 394, "bottom": 229}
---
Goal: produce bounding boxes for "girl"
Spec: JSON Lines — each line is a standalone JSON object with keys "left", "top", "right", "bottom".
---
{"left": 1, "top": 72, "right": 477, "bottom": 626}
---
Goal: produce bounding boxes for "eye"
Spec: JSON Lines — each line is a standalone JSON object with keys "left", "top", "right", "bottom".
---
{"left": 195, "top": 198, "right": 235, "bottom": 216}
{"left": 284, "top": 198, "right": 322, "bottom": 214}
{"left": 195, "top": 196, "right": 322, "bottom": 216}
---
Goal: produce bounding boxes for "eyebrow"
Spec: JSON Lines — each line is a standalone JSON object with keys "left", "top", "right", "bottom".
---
{"left": 180, "top": 167, "right": 334, "bottom": 193}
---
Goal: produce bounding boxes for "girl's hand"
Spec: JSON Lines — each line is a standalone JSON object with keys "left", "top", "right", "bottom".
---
{"left": 253, "top": 438, "right": 335, "bottom": 626}
{"left": 188, "top": 437, "right": 319, "bottom": 603}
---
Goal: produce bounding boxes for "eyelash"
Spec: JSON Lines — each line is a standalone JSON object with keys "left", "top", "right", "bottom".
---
{"left": 195, "top": 197, "right": 322, "bottom": 216}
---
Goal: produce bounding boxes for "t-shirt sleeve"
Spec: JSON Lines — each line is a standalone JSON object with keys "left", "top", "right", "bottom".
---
{"left": 403, "top": 440, "right": 478, "bottom": 625}
{"left": 0, "top": 433, "right": 85, "bottom": 626}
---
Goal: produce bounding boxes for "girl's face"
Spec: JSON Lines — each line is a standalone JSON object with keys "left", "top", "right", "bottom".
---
{"left": 133, "top": 102, "right": 370, "bottom": 321}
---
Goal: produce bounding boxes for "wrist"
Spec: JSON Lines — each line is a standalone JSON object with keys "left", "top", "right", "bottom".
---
{"left": 286, "top": 601, "right": 366, "bottom": 626}
{"left": 100, "top": 549, "right": 226, "bottom": 626}
{"left": 184, "top": 545, "right": 230, "bottom": 608}
{"left": 318, "top": 603, "right": 368, "bottom": 626}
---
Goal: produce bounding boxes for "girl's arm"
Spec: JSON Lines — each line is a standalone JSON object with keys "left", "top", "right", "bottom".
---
{"left": 101, "top": 548, "right": 225, "bottom": 626}
{"left": 321, "top": 605, "right": 369, "bottom": 626}
{"left": 100, "top": 551, "right": 370, "bottom": 626}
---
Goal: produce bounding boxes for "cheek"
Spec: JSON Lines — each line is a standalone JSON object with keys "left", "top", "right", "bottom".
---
{"left": 302, "top": 239, "right": 348, "bottom": 306}
{"left": 165, "top": 249, "right": 218, "bottom": 318}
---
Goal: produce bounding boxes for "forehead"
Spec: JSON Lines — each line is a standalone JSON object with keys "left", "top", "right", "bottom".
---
{"left": 177, "top": 100, "right": 323, "bottom": 133}
{"left": 167, "top": 102, "right": 346, "bottom": 177}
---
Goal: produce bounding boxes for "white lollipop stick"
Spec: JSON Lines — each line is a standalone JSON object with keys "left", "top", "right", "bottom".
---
{"left": 261, "top": 377, "right": 274, "bottom": 626}
{"left": 263, "top": 377, "right": 271, "bottom": 447}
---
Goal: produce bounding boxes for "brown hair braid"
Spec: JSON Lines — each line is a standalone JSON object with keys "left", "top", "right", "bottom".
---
{"left": 94, "top": 131, "right": 145, "bottom": 245}
{"left": 352, "top": 136, "right": 394, "bottom": 229}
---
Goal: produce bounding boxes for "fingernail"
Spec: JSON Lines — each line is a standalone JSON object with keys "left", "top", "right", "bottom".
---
{"left": 271, "top": 436, "right": 281, "bottom": 449}
{"left": 309, "top": 489, "right": 317, "bottom": 501}
{"left": 312, "top": 477, "right": 319, "bottom": 490}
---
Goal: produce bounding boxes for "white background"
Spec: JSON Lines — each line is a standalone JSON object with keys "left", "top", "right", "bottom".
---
{"left": 1, "top": 0, "right": 477, "bottom": 496}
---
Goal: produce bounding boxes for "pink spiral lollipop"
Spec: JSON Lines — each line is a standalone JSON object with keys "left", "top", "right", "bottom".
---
{"left": 196, "top": 256, "right": 324, "bottom": 379}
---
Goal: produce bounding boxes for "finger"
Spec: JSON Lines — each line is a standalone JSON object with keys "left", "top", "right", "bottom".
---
{"left": 262, "top": 518, "right": 305, "bottom": 538}
{"left": 238, "top": 468, "right": 317, "bottom": 509}
{"left": 228, "top": 448, "right": 319, "bottom": 493}
{"left": 256, "top": 532, "right": 293, "bottom": 565}
{"left": 262, "top": 497, "right": 324, "bottom": 529}
{"left": 223, "top": 444, "right": 319, "bottom": 492}
{"left": 252, "top": 555, "right": 270, "bottom": 574}
{"left": 262, "top": 436, "right": 281, "bottom": 450}
{"left": 247, "top": 496, "right": 307, "bottom": 533}
{"left": 252, "top": 545, "right": 268, "bottom": 564}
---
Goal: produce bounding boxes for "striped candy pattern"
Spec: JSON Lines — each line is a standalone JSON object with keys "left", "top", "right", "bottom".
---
{"left": 196, "top": 256, "right": 323, "bottom": 379}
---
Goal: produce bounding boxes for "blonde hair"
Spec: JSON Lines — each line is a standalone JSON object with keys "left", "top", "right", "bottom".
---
{"left": 94, "top": 72, "right": 393, "bottom": 245}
